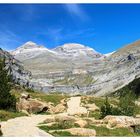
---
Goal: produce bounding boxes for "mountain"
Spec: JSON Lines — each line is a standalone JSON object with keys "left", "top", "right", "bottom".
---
{"left": 53, "top": 43, "right": 102, "bottom": 58}
{"left": 111, "top": 40, "right": 140, "bottom": 59}
{"left": 11, "top": 41, "right": 57, "bottom": 61}
{"left": 8, "top": 40, "right": 140, "bottom": 96}
{"left": 0, "top": 48, "right": 32, "bottom": 88}
{"left": 10, "top": 42, "right": 103, "bottom": 75}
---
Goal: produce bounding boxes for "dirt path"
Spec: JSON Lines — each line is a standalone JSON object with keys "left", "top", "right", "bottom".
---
{"left": 0, "top": 115, "right": 53, "bottom": 137}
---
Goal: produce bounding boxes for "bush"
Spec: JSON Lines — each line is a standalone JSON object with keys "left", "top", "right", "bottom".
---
{"left": 100, "top": 96, "right": 113, "bottom": 118}
{"left": 0, "top": 59, "right": 16, "bottom": 111}
{"left": 100, "top": 91, "right": 136, "bottom": 118}
{"left": 118, "top": 90, "right": 135, "bottom": 116}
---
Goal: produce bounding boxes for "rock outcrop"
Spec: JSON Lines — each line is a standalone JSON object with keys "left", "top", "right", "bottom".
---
{"left": 103, "top": 115, "right": 140, "bottom": 128}
{"left": 16, "top": 93, "right": 49, "bottom": 114}
{"left": 0, "top": 48, "right": 32, "bottom": 88}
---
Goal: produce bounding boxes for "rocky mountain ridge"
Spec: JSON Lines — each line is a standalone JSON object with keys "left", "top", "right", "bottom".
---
{"left": 1, "top": 40, "right": 140, "bottom": 96}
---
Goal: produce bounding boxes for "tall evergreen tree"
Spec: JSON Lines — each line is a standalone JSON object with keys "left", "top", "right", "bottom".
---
{"left": 0, "top": 58, "right": 16, "bottom": 111}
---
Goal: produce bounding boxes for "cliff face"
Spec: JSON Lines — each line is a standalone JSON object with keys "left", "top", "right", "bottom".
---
{"left": 0, "top": 48, "right": 32, "bottom": 88}
{"left": 2, "top": 40, "right": 140, "bottom": 96}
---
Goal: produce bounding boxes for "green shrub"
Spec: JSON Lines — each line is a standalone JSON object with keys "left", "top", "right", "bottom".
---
{"left": 100, "top": 91, "right": 136, "bottom": 118}
{"left": 0, "top": 110, "right": 26, "bottom": 121}
{"left": 51, "top": 131, "right": 77, "bottom": 137}
{"left": 118, "top": 90, "right": 136, "bottom": 116}
{"left": 100, "top": 96, "right": 113, "bottom": 118}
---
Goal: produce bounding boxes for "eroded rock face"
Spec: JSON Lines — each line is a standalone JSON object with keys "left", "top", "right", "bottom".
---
{"left": 0, "top": 49, "right": 32, "bottom": 88}
{"left": 2, "top": 39, "right": 140, "bottom": 96}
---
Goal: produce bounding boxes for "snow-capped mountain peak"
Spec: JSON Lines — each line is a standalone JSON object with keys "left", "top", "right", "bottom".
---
{"left": 10, "top": 41, "right": 47, "bottom": 56}
{"left": 53, "top": 43, "right": 102, "bottom": 58}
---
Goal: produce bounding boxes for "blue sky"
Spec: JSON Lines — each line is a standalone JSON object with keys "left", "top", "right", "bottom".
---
{"left": 0, "top": 4, "right": 140, "bottom": 53}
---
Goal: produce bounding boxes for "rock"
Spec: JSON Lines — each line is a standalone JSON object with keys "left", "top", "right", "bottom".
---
{"left": 85, "top": 118, "right": 103, "bottom": 125}
{"left": 84, "top": 103, "right": 100, "bottom": 111}
{"left": 16, "top": 97, "right": 49, "bottom": 114}
{"left": 67, "top": 97, "right": 88, "bottom": 116}
{"left": 135, "top": 101, "right": 140, "bottom": 106}
{"left": 103, "top": 115, "right": 140, "bottom": 128}
{"left": 136, "top": 114, "right": 140, "bottom": 118}
{"left": 20, "top": 110, "right": 30, "bottom": 116}
{"left": 52, "top": 103, "right": 66, "bottom": 113}
{"left": 54, "top": 113, "right": 77, "bottom": 122}
{"left": 21, "top": 92, "right": 30, "bottom": 100}
{"left": 74, "top": 120, "right": 88, "bottom": 128}
{"left": 39, "top": 122, "right": 57, "bottom": 127}
{"left": 65, "top": 128, "right": 96, "bottom": 136}
{"left": 60, "top": 99, "right": 67, "bottom": 106}
{"left": 44, "top": 116, "right": 55, "bottom": 123}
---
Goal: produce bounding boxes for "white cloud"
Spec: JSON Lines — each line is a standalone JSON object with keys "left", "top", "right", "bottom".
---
{"left": 64, "top": 4, "right": 89, "bottom": 21}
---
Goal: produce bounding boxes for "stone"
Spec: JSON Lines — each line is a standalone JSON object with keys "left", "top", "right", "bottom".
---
{"left": 16, "top": 97, "right": 49, "bottom": 114}
{"left": 103, "top": 115, "right": 140, "bottom": 128}
{"left": 74, "top": 120, "right": 88, "bottom": 128}
{"left": 66, "top": 128, "right": 96, "bottom": 136}
{"left": 67, "top": 97, "right": 88, "bottom": 116}
{"left": 21, "top": 92, "right": 30, "bottom": 100}
{"left": 84, "top": 103, "right": 100, "bottom": 111}
{"left": 135, "top": 101, "right": 140, "bottom": 106}
{"left": 136, "top": 114, "right": 140, "bottom": 118}
{"left": 52, "top": 103, "right": 66, "bottom": 113}
{"left": 54, "top": 113, "right": 77, "bottom": 122}
{"left": 60, "top": 99, "right": 67, "bottom": 106}
{"left": 44, "top": 116, "right": 55, "bottom": 123}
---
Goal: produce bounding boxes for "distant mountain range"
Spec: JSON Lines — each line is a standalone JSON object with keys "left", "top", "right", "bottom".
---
{"left": 1, "top": 40, "right": 140, "bottom": 96}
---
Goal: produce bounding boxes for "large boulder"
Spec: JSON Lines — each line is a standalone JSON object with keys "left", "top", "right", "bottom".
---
{"left": 103, "top": 115, "right": 140, "bottom": 128}
{"left": 64, "top": 128, "right": 96, "bottom": 136}
{"left": 74, "top": 119, "right": 88, "bottom": 128}
{"left": 51, "top": 103, "right": 66, "bottom": 114}
{"left": 67, "top": 106, "right": 88, "bottom": 116}
{"left": 54, "top": 113, "right": 78, "bottom": 123}
{"left": 16, "top": 94, "right": 49, "bottom": 114}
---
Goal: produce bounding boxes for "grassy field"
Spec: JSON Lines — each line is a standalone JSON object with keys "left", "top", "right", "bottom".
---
{"left": 11, "top": 86, "right": 68, "bottom": 106}
{"left": 87, "top": 125, "right": 140, "bottom": 136}
{"left": 0, "top": 110, "right": 27, "bottom": 121}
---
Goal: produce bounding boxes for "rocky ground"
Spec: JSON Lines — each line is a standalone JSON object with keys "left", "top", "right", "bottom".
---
{"left": 0, "top": 92, "right": 140, "bottom": 137}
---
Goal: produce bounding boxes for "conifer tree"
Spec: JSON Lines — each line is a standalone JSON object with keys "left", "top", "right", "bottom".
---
{"left": 0, "top": 58, "right": 16, "bottom": 111}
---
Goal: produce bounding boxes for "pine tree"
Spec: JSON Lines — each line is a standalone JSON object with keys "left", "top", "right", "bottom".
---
{"left": 100, "top": 96, "right": 113, "bottom": 118}
{"left": 0, "top": 58, "right": 16, "bottom": 111}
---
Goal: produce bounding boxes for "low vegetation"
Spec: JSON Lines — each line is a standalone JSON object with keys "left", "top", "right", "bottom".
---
{"left": 0, "top": 110, "right": 26, "bottom": 121}
{"left": 0, "top": 59, "right": 16, "bottom": 111}
{"left": 88, "top": 125, "right": 140, "bottom": 136}
{"left": 101, "top": 90, "right": 137, "bottom": 118}
{"left": 53, "top": 74, "right": 95, "bottom": 86}
{"left": 50, "top": 131, "right": 77, "bottom": 137}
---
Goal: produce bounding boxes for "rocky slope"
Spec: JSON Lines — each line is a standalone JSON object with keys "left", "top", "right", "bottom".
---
{"left": 4, "top": 39, "right": 140, "bottom": 96}
{"left": 0, "top": 48, "right": 32, "bottom": 88}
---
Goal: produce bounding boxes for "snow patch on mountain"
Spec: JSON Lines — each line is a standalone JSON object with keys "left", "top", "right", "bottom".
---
{"left": 104, "top": 51, "right": 115, "bottom": 57}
